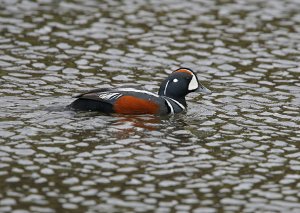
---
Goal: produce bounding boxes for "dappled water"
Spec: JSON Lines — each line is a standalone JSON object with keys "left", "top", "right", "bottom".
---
{"left": 1, "top": 0, "right": 300, "bottom": 212}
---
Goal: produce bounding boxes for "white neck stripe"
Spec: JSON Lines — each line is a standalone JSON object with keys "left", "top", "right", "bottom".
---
{"left": 162, "top": 96, "right": 186, "bottom": 111}
{"left": 164, "top": 99, "right": 174, "bottom": 114}
{"left": 168, "top": 98, "right": 185, "bottom": 110}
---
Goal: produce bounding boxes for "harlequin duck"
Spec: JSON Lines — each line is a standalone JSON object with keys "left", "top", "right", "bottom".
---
{"left": 69, "top": 68, "right": 211, "bottom": 115}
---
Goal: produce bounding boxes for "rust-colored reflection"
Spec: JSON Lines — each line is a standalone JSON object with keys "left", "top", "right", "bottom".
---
{"left": 112, "top": 115, "right": 163, "bottom": 139}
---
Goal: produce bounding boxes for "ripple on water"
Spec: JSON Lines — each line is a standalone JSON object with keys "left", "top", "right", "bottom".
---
{"left": 0, "top": 0, "right": 300, "bottom": 212}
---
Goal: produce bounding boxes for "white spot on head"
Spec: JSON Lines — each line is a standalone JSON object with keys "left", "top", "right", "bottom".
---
{"left": 173, "top": 78, "right": 178, "bottom": 83}
{"left": 188, "top": 74, "right": 199, "bottom": 91}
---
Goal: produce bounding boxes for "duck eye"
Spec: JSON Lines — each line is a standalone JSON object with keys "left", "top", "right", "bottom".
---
{"left": 173, "top": 78, "right": 178, "bottom": 83}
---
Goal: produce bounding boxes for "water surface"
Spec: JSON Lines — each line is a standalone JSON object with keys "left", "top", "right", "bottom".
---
{"left": 0, "top": 0, "right": 300, "bottom": 212}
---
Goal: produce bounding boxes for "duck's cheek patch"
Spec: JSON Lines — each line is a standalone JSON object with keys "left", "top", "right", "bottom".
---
{"left": 188, "top": 75, "right": 198, "bottom": 90}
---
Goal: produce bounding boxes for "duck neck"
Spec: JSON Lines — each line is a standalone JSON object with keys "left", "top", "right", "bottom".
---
{"left": 169, "top": 96, "right": 187, "bottom": 107}
{"left": 160, "top": 93, "right": 187, "bottom": 107}
{"left": 158, "top": 80, "right": 187, "bottom": 106}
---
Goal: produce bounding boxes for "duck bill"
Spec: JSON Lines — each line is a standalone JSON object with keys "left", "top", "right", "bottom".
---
{"left": 196, "top": 84, "right": 212, "bottom": 94}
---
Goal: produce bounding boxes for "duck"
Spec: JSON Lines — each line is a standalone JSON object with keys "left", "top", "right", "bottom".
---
{"left": 68, "top": 68, "right": 211, "bottom": 115}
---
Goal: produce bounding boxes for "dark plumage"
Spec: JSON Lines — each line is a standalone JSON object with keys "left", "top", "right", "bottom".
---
{"left": 69, "top": 68, "right": 211, "bottom": 115}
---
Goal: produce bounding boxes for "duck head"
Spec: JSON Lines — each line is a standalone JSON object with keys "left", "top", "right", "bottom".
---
{"left": 158, "top": 68, "right": 211, "bottom": 105}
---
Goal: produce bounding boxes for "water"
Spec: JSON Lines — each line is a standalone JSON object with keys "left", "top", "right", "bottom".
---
{"left": 0, "top": 0, "right": 300, "bottom": 212}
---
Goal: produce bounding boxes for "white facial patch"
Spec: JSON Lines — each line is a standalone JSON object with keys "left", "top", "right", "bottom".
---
{"left": 188, "top": 74, "right": 199, "bottom": 91}
{"left": 173, "top": 78, "right": 178, "bottom": 83}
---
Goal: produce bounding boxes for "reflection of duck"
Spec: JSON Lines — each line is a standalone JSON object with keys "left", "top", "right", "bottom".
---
{"left": 115, "top": 116, "right": 162, "bottom": 134}
{"left": 69, "top": 68, "right": 211, "bottom": 115}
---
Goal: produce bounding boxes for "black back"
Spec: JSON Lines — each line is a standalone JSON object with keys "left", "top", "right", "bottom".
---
{"left": 68, "top": 99, "right": 114, "bottom": 113}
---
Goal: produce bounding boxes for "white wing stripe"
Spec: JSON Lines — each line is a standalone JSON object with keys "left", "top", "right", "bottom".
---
{"left": 117, "top": 88, "right": 159, "bottom": 97}
{"left": 98, "top": 92, "right": 121, "bottom": 100}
